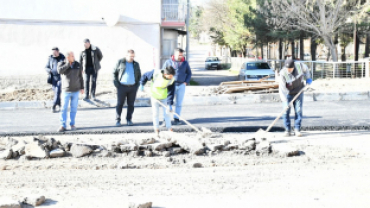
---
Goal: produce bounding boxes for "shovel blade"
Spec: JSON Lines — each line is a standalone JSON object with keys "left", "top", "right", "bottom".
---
{"left": 254, "top": 128, "right": 268, "bottom": 142}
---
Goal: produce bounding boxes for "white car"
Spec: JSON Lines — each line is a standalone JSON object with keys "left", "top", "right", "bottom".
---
{"left": 239, "top": 61, "right": 275, "bottom": 81}
{"left": 205, "top": 57, "right": 222, "bottom": 70}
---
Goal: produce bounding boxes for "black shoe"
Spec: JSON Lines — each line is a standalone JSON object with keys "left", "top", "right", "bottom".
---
{"left": 127, "top": 120, "right": 134, "bottom": 126}
{"left": 51, "top": 106, "right": 57, "bottom": 113}
{"left": 91, "top": 95, "right": 96, "bottom": 101}
{"left": 173, "top": 119, "right": 181, "bottom": 126}
{"left": 83, "top": 97, "right": 89, "bottom": 101}
{"left": 115, "top": 121, "right": 121, "bottom": 127}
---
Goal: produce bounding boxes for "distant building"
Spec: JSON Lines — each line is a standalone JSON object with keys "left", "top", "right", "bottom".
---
{"left": 0, "top": 0, "right": 187, "bottom": 76}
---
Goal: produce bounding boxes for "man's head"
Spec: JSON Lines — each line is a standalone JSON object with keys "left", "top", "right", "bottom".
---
{"left": 52, "top": 47, "right": 59, "bottom": 57}
{"left": 173, "top": 48, "right": 184, "bottom": 61}
{"left": 285, "top": 59, "right": 295, "bottom": 73}
{"left": 126, "top": 49, "right": 135, "bottom": 62}
{"left": 66, "top": 51, "right": 75, "bottom": 63}
{"left": 84, "top": 39, "right": 91, "bottom": 49}
{"left": 163, "top": 66, "right": 176, "bottom": 80}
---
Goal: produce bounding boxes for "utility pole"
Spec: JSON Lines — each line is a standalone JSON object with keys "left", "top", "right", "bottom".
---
{"left": 186, "top": 0, "right": 190, "bottom": 61}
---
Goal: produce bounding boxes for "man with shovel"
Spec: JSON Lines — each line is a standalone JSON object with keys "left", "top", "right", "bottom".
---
{"left": 279, "top": 59, "right": 312, "bottom": 137}
{"left": 139, "top": 66, "right": 176, "bottom": 138}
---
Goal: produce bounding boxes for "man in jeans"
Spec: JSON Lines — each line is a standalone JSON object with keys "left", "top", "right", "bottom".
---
{"left": 80, "top": 39, "right": 103, "bottom": 101}
{"left": 162, "top": 48, "right": 192, "bottom": 125}
{"left": 45, "top": 47, "right": 65, "bottom": 113}
{"left": 139, "top": 66, "right": 176, "bottom": 138}
{"left": 113, "top": 50, "right": 141, "bottom": 126}
{"left": 279, "top": 59, "right": 312, "bottom": 137}
{"left": 57, "top": 51, "right": 84, "bottom": 132}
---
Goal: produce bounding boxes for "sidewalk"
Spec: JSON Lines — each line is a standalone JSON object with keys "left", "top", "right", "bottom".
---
{"left": 0, "top": 90, "right": 369, "bottom": 109}
{"left": 1, "top": 101, "right": 369, "bottom": 136}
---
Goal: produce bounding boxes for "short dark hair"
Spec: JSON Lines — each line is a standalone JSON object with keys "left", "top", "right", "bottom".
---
{"left": 127, "top": 49, "right": 135, "bottom": 54}
{"left": 84, "top": 39, "right": 90, "bottom": 43}
{"left": 174, "top": 48, "right": 184, "bottom": 54}
{"left": 164, "top": 66, "right": 176, "bottom": 76}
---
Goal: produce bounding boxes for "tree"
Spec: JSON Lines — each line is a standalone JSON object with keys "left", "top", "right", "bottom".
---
{"left": 263, "top": 0, "right": 369, "bottom": 61}
{"left": 224, "top": 0, "right": 255, "bottom": 56}
{"left": 189, "top": 6, "right": 204, "bottom": 40}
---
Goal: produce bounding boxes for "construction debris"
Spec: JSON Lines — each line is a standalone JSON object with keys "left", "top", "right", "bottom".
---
{"left": 217, "top": 79, "right": 278, "bottom": 94}
{"left": 0, "top": 133, "right": 302, "bottom": 162}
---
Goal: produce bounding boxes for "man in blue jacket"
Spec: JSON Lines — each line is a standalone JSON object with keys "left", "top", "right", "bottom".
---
{"left": 162, "top": 48, "right": 192, "bottom": 125}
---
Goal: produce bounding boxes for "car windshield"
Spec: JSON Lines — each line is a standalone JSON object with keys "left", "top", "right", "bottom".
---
{"left": 246, "top": 63, "right": 270, "bottom": 70}
{"left": 206, "top": 57, "right": 219, "bottom": 62}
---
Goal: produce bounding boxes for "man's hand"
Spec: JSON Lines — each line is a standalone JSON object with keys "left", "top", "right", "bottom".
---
{"left": 166, "top": 105, "right": 173, "bottom": 114}
{"left": 80, "top": 89, "right": 84, "bottom": 94}
{"left": 184, "top": 82, "right": 187, "bottom": 86}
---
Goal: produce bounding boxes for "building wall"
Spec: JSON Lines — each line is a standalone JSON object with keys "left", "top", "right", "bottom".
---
{"left": 0, "top": 0, "right": 161, "bottom": 76}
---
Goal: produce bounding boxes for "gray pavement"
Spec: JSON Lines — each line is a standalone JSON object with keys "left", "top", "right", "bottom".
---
{"left": 0, "top": 101, "right": 369, "bottom": 135}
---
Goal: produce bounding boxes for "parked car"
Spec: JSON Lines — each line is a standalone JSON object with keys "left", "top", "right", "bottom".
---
{"left": 239, "top": 61, "right": 275, "bottom": 81}
{"left": 205, "top": 57, "right": 222, "bottom": 70}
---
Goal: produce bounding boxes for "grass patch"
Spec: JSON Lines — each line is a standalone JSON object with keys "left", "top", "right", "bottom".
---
{"left": 190, "top": 79, "right": 199, "bottom": 86}
{"left": 228, "top": 68, "right": 240, "bottom": 75}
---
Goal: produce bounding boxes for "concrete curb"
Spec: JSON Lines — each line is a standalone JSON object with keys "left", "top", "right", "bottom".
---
{"left": 0, "top": 91, "right": 368, "bottom": 109}
{"left": 0, "top": 125, "right": 369, "bottom": 137}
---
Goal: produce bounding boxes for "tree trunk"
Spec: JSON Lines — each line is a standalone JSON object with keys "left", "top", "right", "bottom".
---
{"left": 279, "top": 38, "right": 283, "bottom": 60}
{"left": 341, "top": 45, "right": 346, "bottom": 62}
{"left": 365, "top": 33, "right": 370, "bottom": 58}
{"left": 323, "top": 36, "right": 338, "bottom": 61}
{"left": 310, "top": 37, "right": 317, "bottom": 73}
{"left": 355, "top": 31, "right": 360, "bottom": 61}
{"left": 291, "top": 40, "right": 295, "bottom": 59}
{"left": 365, "top": 32, "right": 370, "bottom": 58}
{"left": 260, "top": 44, "right": 264, "bottom": 59}
{"left": 310, "top": 37, "right": 317, "bottom": 61}
{"left": 300, "top": 31, "right": 304, "bottom": 60}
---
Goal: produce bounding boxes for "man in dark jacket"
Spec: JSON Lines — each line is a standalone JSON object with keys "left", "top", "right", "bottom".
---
{"left": 162, "top": 48, "right": 192, "bottom": 125}
{"left": 80, "top": 39, "right": 103, "bottom": 101}
{"left": 45, "top": 47, "right": 65, "bottom": 113}
{"left": 113, "top": 50, "right": 142, "bottom": 126}
{"left": 57, "top": 51, "right": 84, "bottom": 132}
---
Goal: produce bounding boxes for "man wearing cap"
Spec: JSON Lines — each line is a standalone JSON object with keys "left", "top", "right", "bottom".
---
{"left": 80, "top": 39, "right": 103, "bottom": 101}
{"left": 45, "top": 47, "right": 65, "bottom": 113}
{"left": 279, "top": 59, "right": 312, "bottom": 137}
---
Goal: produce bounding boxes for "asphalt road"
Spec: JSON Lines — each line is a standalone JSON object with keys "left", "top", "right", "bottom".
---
{"left": 0, "top": 101, "right": 369, "bottom": 135}
{"left": 188, "top": 45, "right": 237, "bottom": 86}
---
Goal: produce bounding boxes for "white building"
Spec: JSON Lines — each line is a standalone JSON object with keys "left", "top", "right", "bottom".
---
{"left": 0, "top": 0, "right": 187, "bottom": 76}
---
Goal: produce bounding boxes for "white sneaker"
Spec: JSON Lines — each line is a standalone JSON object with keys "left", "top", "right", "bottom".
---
{"left": 295, "top": 130, "right": 302, "bottom": 137}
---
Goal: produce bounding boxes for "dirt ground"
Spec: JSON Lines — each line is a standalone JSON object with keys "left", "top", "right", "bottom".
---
{"left": 0, "top": 131, "right": 370, "bottom": 207}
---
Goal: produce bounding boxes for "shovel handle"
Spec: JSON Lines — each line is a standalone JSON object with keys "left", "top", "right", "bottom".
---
{"left": 152, "top": 98, "right": 203, "bottom": 134}
{"left": 265, "top": 85, "right": 309, "bottom": 133}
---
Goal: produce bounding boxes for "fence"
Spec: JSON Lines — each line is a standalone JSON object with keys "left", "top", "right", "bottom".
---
{"left": 222, "top": 57, "right": 370, "bottom": 80}
{"left": 161, "top": 0, "right": 186, "bottom": 22}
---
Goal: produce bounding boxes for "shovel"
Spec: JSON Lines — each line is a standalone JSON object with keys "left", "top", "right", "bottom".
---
{"left": 151, "top": 98, "right": 212, "bottom": 138}
{"left": 254, "top": 85, "right": 311, "bottom": 141}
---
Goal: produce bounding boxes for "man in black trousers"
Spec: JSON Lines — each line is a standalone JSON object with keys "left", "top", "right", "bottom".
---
{"left": 113, "top": 50, "right": 141, "bottom": 126}
{"left": 80, "top": 39, "right": 103, "bottom": 101}
{"left": 45, "top": 47, "right": 65, "bottom": 113}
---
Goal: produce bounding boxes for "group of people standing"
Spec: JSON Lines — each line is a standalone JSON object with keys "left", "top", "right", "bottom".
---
{"left": 45, "top": 41, "right": 192, "bottom": 135}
